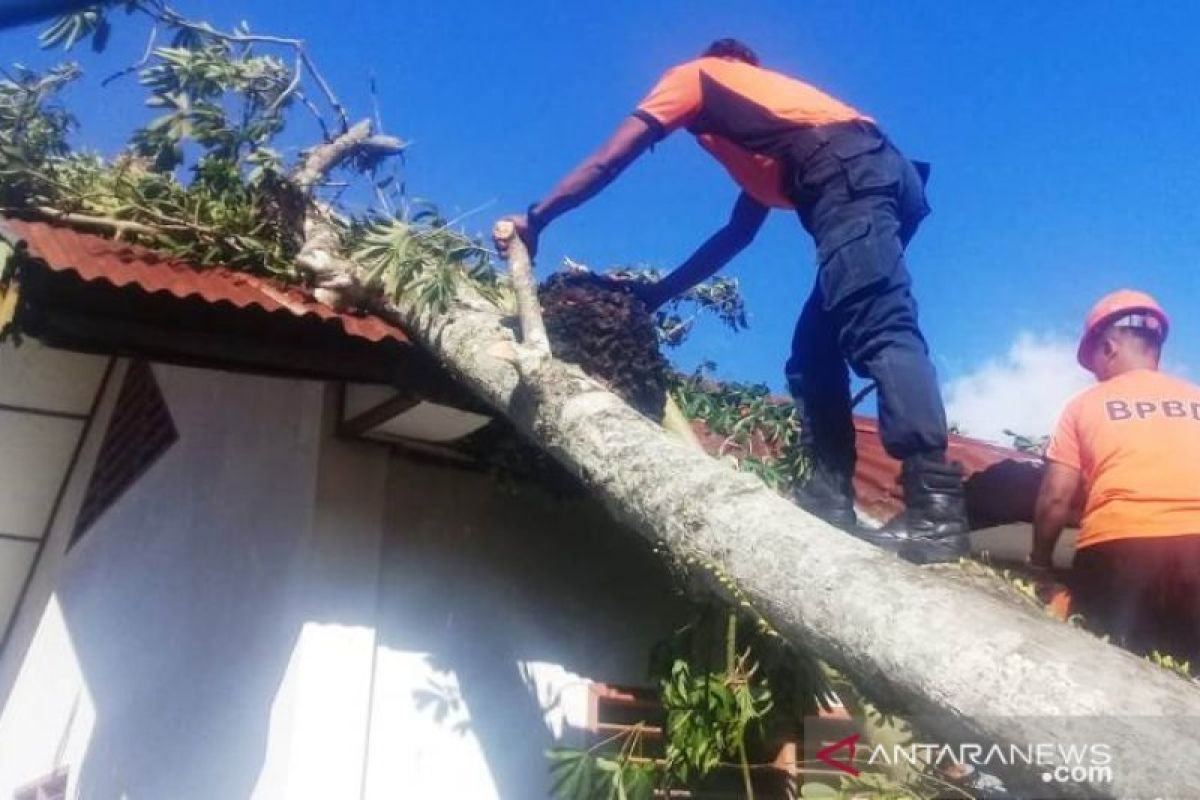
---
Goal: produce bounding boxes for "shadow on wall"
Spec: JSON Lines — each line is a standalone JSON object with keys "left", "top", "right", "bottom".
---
{"left": 372, "top": 460, "right": 692, "bottom": 799}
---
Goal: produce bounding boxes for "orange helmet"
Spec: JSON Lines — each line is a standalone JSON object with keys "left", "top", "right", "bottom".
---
{"left": 1077, "top": 289, "right": 1170, "bottom": 369}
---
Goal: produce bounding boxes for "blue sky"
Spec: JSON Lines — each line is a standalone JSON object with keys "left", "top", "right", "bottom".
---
{"left": 5, "top": 1, "right": 1199, "bottom": 439}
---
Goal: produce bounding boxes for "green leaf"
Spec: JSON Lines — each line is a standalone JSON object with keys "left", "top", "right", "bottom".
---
{"left": 39, "top": 7, "right": 104, "bottom": 51}
{"left": 547, "top": 748, "right": 595, "bottom": 800}
{"left": 593, "top": 758, "right": 619, "bottom": 774}
{"left": 799, "top": 781, "right": 839, "bottom": 799}
{"left": 624, "top": 766, "right": 654, "bottom": 800}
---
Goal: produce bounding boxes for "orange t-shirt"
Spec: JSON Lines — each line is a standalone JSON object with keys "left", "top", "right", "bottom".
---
{"left": 633, "top": 57, "right": 869, "bottom": 209}
{"left": 1045, "top": 369, "right": 1200, "bottom": 549}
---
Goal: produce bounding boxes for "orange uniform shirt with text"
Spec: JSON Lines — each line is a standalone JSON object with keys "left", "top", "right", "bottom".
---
{"left": 1046, "top": 369, "right": 1200, "bottom": 549}
{"left": 634, "top": 57, "right": 868, "bottom": 209}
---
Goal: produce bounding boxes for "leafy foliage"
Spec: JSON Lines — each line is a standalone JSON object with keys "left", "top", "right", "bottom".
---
{"left": 55, "top": 151, "right": 304, "bottom": 272}
{"left": 670, "top": 368, "right": 807, "bottom": 491}
{"left": 133, "top": 43, "right": 292, "bottom": 170}
{"left": 2, "top": 2, "right": 489, "bottom": 307}
{"left": 552, "top": 599, "right": 835, "bottom": 800}
{"left": 1002, "top": 429, "right": 1049, "bottom": 456}
{"left": 539, "top": 270, "right": 671, "bottom": 420}
{"left": 661, "top": 652, "right": 772, "bottom": 785}
{"left": 605, "top": 264, "right": 748, "bottom": 348}
{"left": 0, "top": 63, "right": 80, "bottom": 205}
{"left": 38, "top": 4, "right": 118, "bottom": 52}
{"left": 350, "top": 207, "right": 496, "bottom": 313}
{"left": 547, "top": 729, "right": 658, "bottom": 800}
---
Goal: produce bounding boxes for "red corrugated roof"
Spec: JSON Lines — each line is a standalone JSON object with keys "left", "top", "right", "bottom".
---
{"left": 3, "top": 218, "right": 408, "bottom": 345}
{"left": 852, "top": 417, "right": 1040, "bottom": 524}
{"left": 692, "top": 412, "right": 1039, "bottom": 526}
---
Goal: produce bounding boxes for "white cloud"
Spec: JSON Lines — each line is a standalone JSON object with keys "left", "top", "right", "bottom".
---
{"left": 944, "top": 333, "right": 1094, "bottom": 444}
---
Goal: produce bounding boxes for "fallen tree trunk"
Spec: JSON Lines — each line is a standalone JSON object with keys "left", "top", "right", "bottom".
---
{"left": 387, "top": 274, "right": 1200, "bottom": 798}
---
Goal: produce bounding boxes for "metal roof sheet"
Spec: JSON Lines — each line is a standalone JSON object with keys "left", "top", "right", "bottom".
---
{"left": 692, "top": 414, "right": 1039, "bottom": 526}
{"left": 3, "top": 218, "right": 408, "bottom": 345}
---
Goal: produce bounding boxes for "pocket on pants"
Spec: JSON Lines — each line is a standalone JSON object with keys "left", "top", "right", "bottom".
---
{"left": 816, "top": 217, "right": 871, "bottom": 267}
{"left": 831, "top": 136, "right": 902, "bottom": 195}
{"left": 816, "top": 219, "right": 904, "bottom": 310}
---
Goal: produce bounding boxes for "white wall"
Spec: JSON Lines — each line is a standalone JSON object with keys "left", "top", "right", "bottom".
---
{"left": 364, "top": 460, "right": 689, "bottom": 799}
{"left": 250, "top": 390, "right": 390, "bottom": 800}
{"left": 0, "top": 363, "right": 332, "bottom": 799}
{"left": 0, "top": 359, "right": 690, "bottom": 800}
{"left": 0, "top": 340, "right": 109, "bottom": 671}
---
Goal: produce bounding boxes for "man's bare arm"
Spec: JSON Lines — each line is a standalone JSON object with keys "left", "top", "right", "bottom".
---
{"left": 637, "top": 192, "right": 768, "bottom": 309}
{"left": 531, "top": 116, "right": 658, "bottom": 226}
{"left": 1032, "top": 461, "right": 1083, "bottom": 568}
{"left": 497, "top": 116, "right": 658, "bottom": 257}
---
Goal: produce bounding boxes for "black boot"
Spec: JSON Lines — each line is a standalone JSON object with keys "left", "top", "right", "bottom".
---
{"left": 856, "top": 453, "right": 970, "bottom": 564}
{"left": 792, "top": 459, "right": 858, "bottom": 531}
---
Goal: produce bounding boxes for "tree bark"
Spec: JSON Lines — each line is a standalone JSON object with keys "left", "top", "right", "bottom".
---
{"left": 292, "top": 119, "right": 404, "bottom": 309}
{"left": 389, "top": 282, "right": 1200, "bottom": 799}
{"left": 292, "top": 119, "right": 404, "bottom": 194}
{"left": 491, "top": 219, "right": 549, "bottom": 356}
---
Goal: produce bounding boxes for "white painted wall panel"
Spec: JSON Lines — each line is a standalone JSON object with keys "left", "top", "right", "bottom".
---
{"left": 0, "top": 359, "right": 121, "bottom": 710}
{"left": 371, "top": 401, "right": 490, "bottom": 442}
{"left": 0, "top": 540, "right": 36, "bottom": 639}
{"left": 251, "top": 403, "right": 389, "bottom": 800}
{"left": 0, "top": 364, "right": 328, "bottom": 800}
{"left": 0, "top": 411, "right": 83, "bottom": 541}
{"left": 365, "top": 460, "right": 690, "bottom": 799}
{"left": 0, "top": 341, "right": 107, "bottom": 415}
{"left": 342, "top": 383, "right": 395, "bottom": 419}
{"left": 0, "top": 596, "right": 95, "bottom": 799}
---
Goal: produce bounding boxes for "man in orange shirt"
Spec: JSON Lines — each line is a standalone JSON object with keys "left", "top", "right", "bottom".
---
{"left": 499, "top": 39, "right": 968, "bottom": 563}
{"left": 1034, "top": 290, "right": 1200, "bottom": 662}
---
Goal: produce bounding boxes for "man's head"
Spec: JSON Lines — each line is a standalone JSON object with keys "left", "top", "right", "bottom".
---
{"left": 1077, "top": 290, "right": 1170, "bottom": 380}
{"left": 701, "top": 38, "right": 760, "bottom": 66}
{"left": 1086, "top": 322, "right": 1164, "bottom": 380}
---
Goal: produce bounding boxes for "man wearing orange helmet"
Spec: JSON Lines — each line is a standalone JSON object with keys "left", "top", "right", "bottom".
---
{"left": 1033, "top": 290, "right": 1200, "bottom": 662}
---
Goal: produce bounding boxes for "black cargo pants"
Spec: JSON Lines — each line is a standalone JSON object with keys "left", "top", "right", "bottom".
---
{"left": 1070, "top": 535, "right": 1200, "bottom": 664}
{"left": 785, "top": 122, "right": 949, "bottom": 474}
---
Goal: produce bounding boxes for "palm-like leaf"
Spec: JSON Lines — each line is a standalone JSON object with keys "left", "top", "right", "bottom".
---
{"left": 39, "top": 6, "right": 109, "bottom": 51}
{"left": 351, "top": 214, "right": 495, "bottom": 313}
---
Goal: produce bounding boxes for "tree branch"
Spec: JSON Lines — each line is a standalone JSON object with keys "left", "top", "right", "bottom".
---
{"left": 851, "top": 381, "right": 878, "bottom": 410}
{"left": 294, "top": 91, "right": 331, "bottom": 141}
{"left": 17, "top": 206, "right": 165, "bottom": 239}
{"left": 385, "top": 274, "right": 1200, "bottom": 800}
{"left": 294, "top": 206, "right": 380, "bottom": 311}
{"left": 267, "top": 52, "right": 304, "bottom": 115}
{"left": 291, "top": 119, "right": 405, "bottom": 195}
{"left": 142, "top": 1, "right": 350, "bottom": 130}
{"left": 298, "top": 49, "right": 348, "bottom": 131}
{"left": 492, "top": 219, "right": 550, "bottom": 356}
{"left": 101, "top": 23, "right": 158, "bottom": 87}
